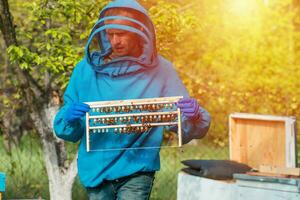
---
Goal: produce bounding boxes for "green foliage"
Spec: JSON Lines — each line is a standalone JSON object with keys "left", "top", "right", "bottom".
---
{"left": 149, "top": 1, "right": 197, "bottom": 58}
{"left": 4, "top": 0, "right": 300, "bottom": 142}
{"left": 7, "top": 0, "right": 110, "bottom": 90}
{"left": 161, "top": 0, "right": 300, "bottom": 144}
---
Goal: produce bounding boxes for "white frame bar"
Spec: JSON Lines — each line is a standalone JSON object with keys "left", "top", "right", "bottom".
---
{"left": 90, "top": 122, "right": 179, "bottom": 130}
{"left": 177, "top": 107, "right": 182, "bottom": 147}
{"left": 86, "top": 96, "right": 183, "bottom": 108}
{"left": 86, "top": 112, "right": 90, "bottom": 152}
{"left": 89, "top": 111, "right": 178, "bottom": 119}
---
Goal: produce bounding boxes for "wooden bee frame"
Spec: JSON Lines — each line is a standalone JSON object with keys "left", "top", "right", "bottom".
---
{"left": 85, "top": 96, "right": 183, "bottom": 152}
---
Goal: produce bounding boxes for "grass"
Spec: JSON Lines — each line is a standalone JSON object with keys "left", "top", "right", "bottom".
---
{"left": 0, "top": 135, "right": 298, "bottom": 200}
{"left": 0, "top": 135, "right": 87, "bottom": 200}
{"left": 0, "top": 135, "right": 48, "bottom": 199}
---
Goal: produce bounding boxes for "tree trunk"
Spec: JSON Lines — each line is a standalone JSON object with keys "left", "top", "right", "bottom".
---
{"left": 0, "top": 0, "right": 78, "bottom": 199}
{"left": 0, "top": 0, "right": 22, "bottom": 152}
{"left": 30, "top": 105, "right": 78, "bottom": 200}
{"left": 0, "top": 0, "right": 17, "bottom": 46}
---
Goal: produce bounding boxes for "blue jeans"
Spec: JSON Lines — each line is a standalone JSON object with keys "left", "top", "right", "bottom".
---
{"left": 86, "top": 172, "right": 155, "bottom": 200}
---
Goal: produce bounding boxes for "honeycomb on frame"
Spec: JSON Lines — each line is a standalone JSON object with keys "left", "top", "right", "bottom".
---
{"left": 85, "top": 96, "right": 183, "bottom": 152}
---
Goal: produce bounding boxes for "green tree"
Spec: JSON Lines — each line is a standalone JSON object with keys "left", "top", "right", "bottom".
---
{"left": 172, "top": 0, "right": 300, "bottom": 144}
{"left": 1, "top": 0, "right": 109, "bottom": 199}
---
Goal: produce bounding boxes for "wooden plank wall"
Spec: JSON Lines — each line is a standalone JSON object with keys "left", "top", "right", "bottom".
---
{"left": 230, "top": 118, "right": 286, "bottom": 169}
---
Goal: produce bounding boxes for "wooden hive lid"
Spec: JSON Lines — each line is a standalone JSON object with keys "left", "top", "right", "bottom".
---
{"left": 229, "top": 113, "right": 297, "bottom": 169}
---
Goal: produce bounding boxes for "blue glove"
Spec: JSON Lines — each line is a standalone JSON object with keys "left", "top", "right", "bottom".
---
{"left": 63, "top": 102, "right": 90, "bottom": 123}
{"left": 177, "top": 98, "right": 201, "bottom": 121}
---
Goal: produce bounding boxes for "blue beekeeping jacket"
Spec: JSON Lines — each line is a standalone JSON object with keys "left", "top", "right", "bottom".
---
{"left": 53, "top": 0, "right": 211, "bottom": 188}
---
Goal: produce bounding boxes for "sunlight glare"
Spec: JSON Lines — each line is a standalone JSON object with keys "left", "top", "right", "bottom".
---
{"left": 228, "top": 0, "right": 258, "bottom": 17}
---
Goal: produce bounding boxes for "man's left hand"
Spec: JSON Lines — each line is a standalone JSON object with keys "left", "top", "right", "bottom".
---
{"left": 177, "top": 98, "right": 201, "bottom": 121}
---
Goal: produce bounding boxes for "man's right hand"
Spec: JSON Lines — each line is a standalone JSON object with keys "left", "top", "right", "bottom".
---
{"left": 63, "top": 102, "right": 90, "bottom": 123}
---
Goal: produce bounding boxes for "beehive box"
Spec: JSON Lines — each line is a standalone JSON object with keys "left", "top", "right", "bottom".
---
{"left": 177, "top": 172, "right": 237, "bottom": 200}
{"left": 229, "top": 113, "right": 297, "bottom": 169}
{"left": 233, "top": 173, "right": 300, "bottom": 200}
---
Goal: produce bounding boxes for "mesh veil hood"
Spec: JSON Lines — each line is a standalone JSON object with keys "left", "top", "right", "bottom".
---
{"left": 84, "top": 0, "right": 158, "bottom": 76}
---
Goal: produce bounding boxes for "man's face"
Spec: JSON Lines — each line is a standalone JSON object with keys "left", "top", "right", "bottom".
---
{"left": 105, "top": 17, "right": 142, "bottom": 58}
{"left": 106, "top": 28, "right": 141, "bottom": 58}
